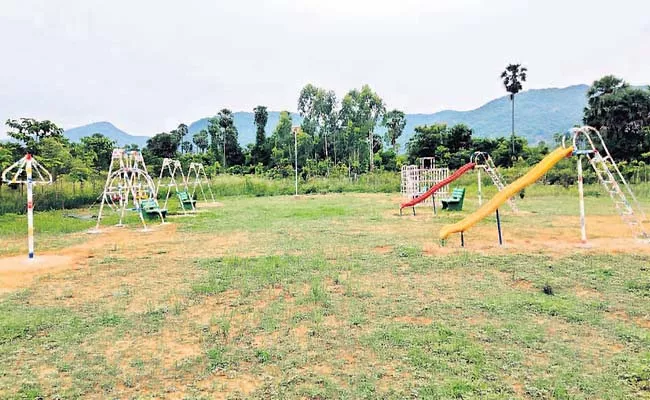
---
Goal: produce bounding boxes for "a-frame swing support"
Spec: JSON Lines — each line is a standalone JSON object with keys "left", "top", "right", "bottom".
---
{"left": 156, "top": 158, "right": 195, "bottom": 214}
{"left": 187, "top": 162, "right": 216, "bottom": 204}
{"left": 91, "top": 149, "right": 164, "bottom": 233}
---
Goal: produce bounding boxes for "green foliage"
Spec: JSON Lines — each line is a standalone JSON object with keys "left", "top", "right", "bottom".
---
{"left": 583, "top": 75, "right": 650, "bottom": 160}
{"left": 5, "top": 118, "right": 64, "bottom": 155}
{"left": 79, "top": 133, "right": 115, "bottom": 171}
{"left": 382, "top": 109, "right": 406, "bottom": 151}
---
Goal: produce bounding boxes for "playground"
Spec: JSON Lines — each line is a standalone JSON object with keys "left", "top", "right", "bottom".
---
{"left": 1, "top": 185, "right": 650, "bottom": 398}
{"left": 0, "top": 127, "right": 649, "bottom": 398}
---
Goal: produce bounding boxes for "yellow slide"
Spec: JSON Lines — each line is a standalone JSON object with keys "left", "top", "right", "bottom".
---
{"left": 439, "top": 146, "right": 574, "bottom": 240}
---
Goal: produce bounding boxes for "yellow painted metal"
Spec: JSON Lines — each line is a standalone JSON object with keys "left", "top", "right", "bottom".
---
{"left": 439, "top": 146, "right": 574, "bottom": 240}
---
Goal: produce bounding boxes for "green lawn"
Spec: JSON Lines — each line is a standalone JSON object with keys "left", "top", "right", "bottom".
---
{"left": 0, "top": 189, "right": 649, "bottom": 399}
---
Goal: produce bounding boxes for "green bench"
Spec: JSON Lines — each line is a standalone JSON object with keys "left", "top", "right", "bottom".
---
{"left": 139, "top": 199, "right": 167, "bottom": 219}
{"left": 441, "top": 188, "right": 466, "bottom": 211}
{"left": 177, "top": 191, "right": 196, "bottom": 207}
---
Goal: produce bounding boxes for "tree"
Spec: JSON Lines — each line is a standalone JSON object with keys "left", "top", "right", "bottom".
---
{"left": 406, "top": 123, "right": 474, "bottom": 169}
{"left": 339, "top": 85, "right": 385, "bottom": 172}
{"left": 252, "top": 105, "right": 269, "bottom": 165}
{"left": 406, "top": 124, "right": 449, "bottom": 164}
{"left": 146, "top": 132, "right": 178, "bottom": 159}
{"left": 5, "top": 118, "right": 64, "bottom": 154}
{"left": 501, "top": 64, "right": 527, "bottom": 156}
{"left": 215, "top": 109, "right": 244, "bottom": 168}
{"left": 269, "top": 111, "right": 293, "bottom": 168}
{"left": 175, "top": 123, "right": 189, "bottom": 153}
{"left": 206, "top": 117, "right": 222, "bottom": 161}
{"left": 583, "top": 75, "right": 650, "bottom": 160}
{"left": 181, "top": 141, "right": 193, "bottom": 154}
{"left": 298, "top": 85, "right": 337, "bottom": 164}
{"left": 382, "top": 109, "right": 406, "bottom": 151}
{"left": 80, "top": 133, "right": 115, "bottom": 171}
{"left": 193, "top": 130, "right": 209, "bottom": 153}
{"left": 37, "top": 136, "right": 72, "bottom": 179}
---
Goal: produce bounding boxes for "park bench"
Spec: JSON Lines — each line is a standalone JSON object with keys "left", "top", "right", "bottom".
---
{"left": 441, "top": 187, "right": 466, "bottom": 211}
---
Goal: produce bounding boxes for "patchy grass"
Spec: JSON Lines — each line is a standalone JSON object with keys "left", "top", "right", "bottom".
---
{"left": 0, "top": 189, "right": 649, "bottom": 398}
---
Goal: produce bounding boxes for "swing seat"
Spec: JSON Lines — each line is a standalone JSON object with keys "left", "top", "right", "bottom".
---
{"left": 441, "top": 188, "right": 466, "bottom": 211}
{"left": 177, "top": 191, "right": 196, "bottom": 206}
{"left": 139, "top": 199, "right": 167, "bottom": 218}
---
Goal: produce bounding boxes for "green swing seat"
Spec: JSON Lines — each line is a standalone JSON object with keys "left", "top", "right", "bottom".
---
{"left": 177, "top": 191, "right": 196, "bottom": 206}
{"left": 139, "top": 198, "right": 167, "bottom": 218}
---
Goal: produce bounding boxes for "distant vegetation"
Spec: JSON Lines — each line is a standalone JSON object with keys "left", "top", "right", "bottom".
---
{"left": 0, "top": 75, "right": 649, "bottom": 214}
{"left": 62, "top": 85, "right": 592, "bottom": 148}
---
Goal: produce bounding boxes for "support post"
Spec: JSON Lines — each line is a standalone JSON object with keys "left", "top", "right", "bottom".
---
{"left": 460, "top": 231, "right": 464, "bottom": 247}
{"left": 577, "top": 155, "right": 587, "bottom": 243}
{"left": 496, "top": 208, "right": 503, "bottom": 246}
{"left": 477, "top": 168, "right": 482, "bottom": 206}
{"left": 432, "top": 194, "right": 437, "bottom": 215}
{"left": 26, "top": 155, "right": 34, "bottom": 259}
{"left": 294, "top": 129, "right": 298, "bottom": 196}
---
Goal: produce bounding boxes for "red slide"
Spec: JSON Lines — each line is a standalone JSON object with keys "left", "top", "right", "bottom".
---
{"left": 400, "top": 162, "right": 476, "bottom": 211}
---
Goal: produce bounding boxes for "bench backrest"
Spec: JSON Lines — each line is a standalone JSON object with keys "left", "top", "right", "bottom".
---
{"left": 451, "top": 188, "right": 465, "bottom": 198}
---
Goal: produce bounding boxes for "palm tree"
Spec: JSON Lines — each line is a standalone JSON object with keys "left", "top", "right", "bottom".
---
{"left": 501, "top": 64, "right": 527, "bottom": 158}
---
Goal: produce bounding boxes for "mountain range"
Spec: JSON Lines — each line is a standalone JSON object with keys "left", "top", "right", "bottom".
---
{"left": 63, "top": 84, "right": 591, "bottom": 149}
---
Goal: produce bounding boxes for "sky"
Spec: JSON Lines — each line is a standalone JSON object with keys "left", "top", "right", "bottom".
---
{"left": 1, "top": 0, "right": 649, "bottom": 136}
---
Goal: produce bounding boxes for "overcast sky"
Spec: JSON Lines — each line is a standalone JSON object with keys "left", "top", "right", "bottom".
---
{"left": 1, "top": 0, "right": 648, "bottom": 135}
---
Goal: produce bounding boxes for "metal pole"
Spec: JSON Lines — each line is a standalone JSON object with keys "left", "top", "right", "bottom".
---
{"left": 432, "top": 194, "right": 437, "bottom": 215}
{"left": 294, "top": 129, "right": 298, "bottom": 196}
{"left": 460, "top": 231, "right": 464, "bottom": 247}
{"left": 478, "top": 168, "right": 483, "bottom": 206}
{"left": 26, "top": 154, "right": 34, "bottom": 259}
{"left": 496, "top": 208, "right": 503, "bottom": 246}
{"left": 577, "top": 155, "right": 587, "bottom": 243}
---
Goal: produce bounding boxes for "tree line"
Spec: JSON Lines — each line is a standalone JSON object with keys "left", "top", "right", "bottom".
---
{"left": 1, "top": 76, "right": 649, "bottom": 185}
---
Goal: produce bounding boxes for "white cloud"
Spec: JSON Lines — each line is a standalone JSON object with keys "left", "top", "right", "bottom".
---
{"left": 0, "top": 0, "right": 648, "bottom": 135}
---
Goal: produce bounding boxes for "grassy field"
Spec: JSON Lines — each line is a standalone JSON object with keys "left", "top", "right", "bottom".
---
{"left": 0, "top": 186, "right": 649, "bottom": 399}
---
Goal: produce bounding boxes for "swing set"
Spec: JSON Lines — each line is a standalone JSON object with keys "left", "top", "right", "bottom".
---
{"left": 90, "top": 149, "right": 166, "bottom": 233}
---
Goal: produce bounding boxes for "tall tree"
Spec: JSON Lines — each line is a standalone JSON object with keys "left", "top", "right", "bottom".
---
{"left": 339, "top": 85, "right": 385, "bottom": 171}
{"left": 583, "top": 75, "right": 650, "bottom": 160}
{"left": 146, "top": 132, "right": 178, "bottom": 159}
{"left": 80, "top": 133, "right": 116, "bottom": 171}
{"left": 381, "top": 109, "right": 406, "bottom": 151}
{"left": 252, "top": 105, "right": 269, "bottom": 165}
{"left": 5, "top": 118, "right": 64, "bottom": 155}
{"left": 181, "top": 141, "right": 193, "bottom": 154}
{"left": 193, "top": 130, "right": 209, "bottom": 153}
{"left": 216, "top": 109, "right": 244, "bottom": 167}
{"left": 175, "top": 123, "right": 189, "bottom": 153}
{"left": 298, "top": 85, "right": 337, "bottom": 164}
{"left": 207, "top": 117, "right": 222, "bottom": 161}
{"left": 500, "top": 64, "right": 527, "bottom": 157}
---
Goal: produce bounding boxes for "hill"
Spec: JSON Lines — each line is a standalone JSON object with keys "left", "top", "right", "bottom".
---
{"left": 63, "top": 84, "right": 590, "bottom": 148}
{"left": 64, "top": 122, "right": 150, "bottom": 147}
{"left": 397, "top": 84, "right": 588, "bottom": 146}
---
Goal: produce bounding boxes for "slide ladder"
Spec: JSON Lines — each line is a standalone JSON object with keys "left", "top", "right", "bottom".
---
{"left": 572, "top": 126, "right": 647, "bottom": 239}
{"left": 482, "top": 155, "right": 518, "bottom": 213}
{"left": 588, "top": 152, "right": 647, "bottom": 238}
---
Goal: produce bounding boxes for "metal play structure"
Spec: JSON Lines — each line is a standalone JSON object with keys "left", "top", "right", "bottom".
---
{"left": 569, "top": 126, "right": 647, "bottom": 241}
{"left": 470, "top": 151, "right": 518, "bottom": 212}
{"left": 91, "top": 149, "right": 165, "bottom": 233}
{"left": 440, "top": 126, "right": 647, "bottom": 247}
{"left": 187, "top": 162, "right": 216, "bottom": 204}
{"left": 1, "top": 154, "right": 53, "bottom": 259}
{"left": 400, "top": 157, "right": 450, "bottom": 209}
{"left": 156, "top": 158, "right": 195, "bottom": 214}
